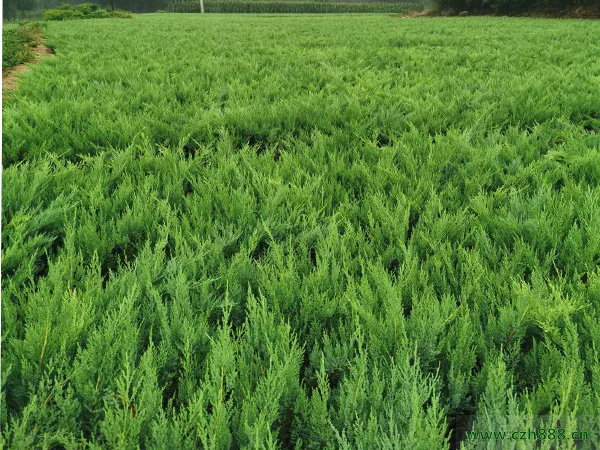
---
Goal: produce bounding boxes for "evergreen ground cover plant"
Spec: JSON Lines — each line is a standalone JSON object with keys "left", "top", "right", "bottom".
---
{"left": 2, "top": 22, "right": 44, "bottom": 69}
{"left": 2, "top": 13, "right": 600, "bottom": 449}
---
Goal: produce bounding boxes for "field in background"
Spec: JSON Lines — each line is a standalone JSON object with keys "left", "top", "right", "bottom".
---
{"left": 2, "top": 0, "right": 428, "bottom": 19}
{"left": 2, "top": 13, "right": 600, "bottom": 449}
{"left": 166, "top": 1, "right": 425, "bottom": 14}
{"left": 166, "top": 0, "right": 426, "bottom": 14}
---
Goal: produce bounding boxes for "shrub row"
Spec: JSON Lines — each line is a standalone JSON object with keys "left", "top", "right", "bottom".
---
{"left": 43, "top": 2, "right": 132, "bottom": 20}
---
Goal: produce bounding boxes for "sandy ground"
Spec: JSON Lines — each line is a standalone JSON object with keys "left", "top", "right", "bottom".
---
{"left": 2, "top": 38, "right": 55, "bottom": 94}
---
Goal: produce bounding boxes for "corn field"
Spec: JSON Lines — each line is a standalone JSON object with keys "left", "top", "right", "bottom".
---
{"left": 165, "top": 0, "right": 423, "bottom": 13}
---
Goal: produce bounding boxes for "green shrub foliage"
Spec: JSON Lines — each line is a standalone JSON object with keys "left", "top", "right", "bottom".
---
{"left": 2, "top": 14, "right": 600, "bottom": 449}
{"left": 2, "top": 23, "right": 43, "bottom": 69}
{"left": 43, "top": 2, "right": 132, "bottom": 20}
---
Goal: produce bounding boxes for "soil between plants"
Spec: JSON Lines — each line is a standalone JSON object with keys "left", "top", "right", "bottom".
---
{"left": 2, "top": 37, "right": 55, "bottom": 94}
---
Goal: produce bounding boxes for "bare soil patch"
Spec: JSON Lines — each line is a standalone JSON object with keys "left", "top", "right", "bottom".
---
{"left": 2, "top": 38, "right": 55, "bottom": 94}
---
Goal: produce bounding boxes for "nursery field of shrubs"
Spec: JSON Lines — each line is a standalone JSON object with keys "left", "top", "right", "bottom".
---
{"left": 2, "top": 13, "right": 600, "bottom": 449}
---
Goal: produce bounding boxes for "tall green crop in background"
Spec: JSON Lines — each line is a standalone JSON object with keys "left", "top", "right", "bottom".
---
{"left": 165, "top": 1, "right": 424, "bottom": 14}
{"left": 2, "top": 0, "right": 428, "bottom": 19}
{"left": 2, "top": 0, "right": 162, "bottom": 19}
{"left": 2, "top": 13, "right": 600, "bottom": 449}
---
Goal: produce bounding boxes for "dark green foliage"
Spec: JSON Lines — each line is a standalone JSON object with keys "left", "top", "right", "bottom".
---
{"left": 2, "top": 13, "right": 600, "bottom": 449}
{"left": 435, "top": 0, "right": 598, "bottom": 14}
{"left": 43, "top": 2, "right": 132, "bottom": 20}
{"left": 2, "top": 23, "right": 43, "bottom": 70}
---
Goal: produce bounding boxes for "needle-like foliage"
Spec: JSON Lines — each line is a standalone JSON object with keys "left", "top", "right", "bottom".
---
{"left": 2, "top": 13, "right": 600, "bottom": 449}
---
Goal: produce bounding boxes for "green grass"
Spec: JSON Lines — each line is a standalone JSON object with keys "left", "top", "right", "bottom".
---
{"left": 2, "top": 13, "right": 600, "bottom": 449}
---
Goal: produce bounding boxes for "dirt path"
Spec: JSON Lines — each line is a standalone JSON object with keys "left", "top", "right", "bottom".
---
{"left": 2, "top": 38, "right": 55, "bottom": 94}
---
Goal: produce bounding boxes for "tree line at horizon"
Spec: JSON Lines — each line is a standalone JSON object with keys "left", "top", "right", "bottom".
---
{"left": 435, "top": 0, "right": 597, "bottom": 13}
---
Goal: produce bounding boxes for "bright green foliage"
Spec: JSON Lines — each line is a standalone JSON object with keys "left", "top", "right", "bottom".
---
{"left": 43, "top": 2, "right": 133, "bottom": 20}
{"left": 2, "top": 22, "right": 43, "bottom": 70}
{"left": 166, "top": 0, "right": 424, "bottom": 13}
{"left": 2, "top": 13, "right": 600, "bottom": 449}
